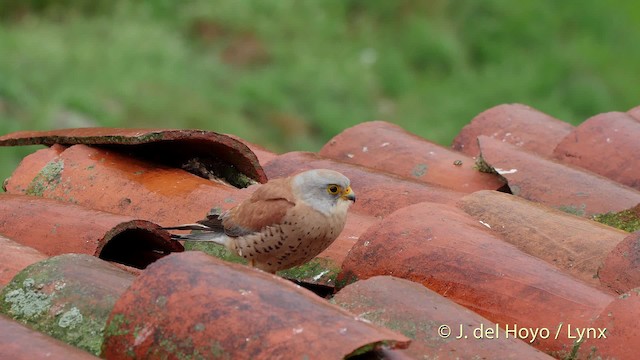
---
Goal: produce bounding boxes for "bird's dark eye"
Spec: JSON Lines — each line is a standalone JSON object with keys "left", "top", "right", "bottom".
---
{"left": 327, "top": 185, "right": 340, "bottom": 194}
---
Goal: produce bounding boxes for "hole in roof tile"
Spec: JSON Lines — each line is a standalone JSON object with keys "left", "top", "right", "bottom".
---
{"left": 99, "top": 228, "right": 174, "bottom": 269}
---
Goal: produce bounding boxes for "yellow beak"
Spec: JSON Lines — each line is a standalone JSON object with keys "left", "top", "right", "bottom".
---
{"left": 341, "top": 186, "right": 356, "bottom": 202}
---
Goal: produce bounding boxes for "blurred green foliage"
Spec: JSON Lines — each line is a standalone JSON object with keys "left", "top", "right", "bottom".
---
{"left": 1, "top": 0, "right": 639, "bottom": 185}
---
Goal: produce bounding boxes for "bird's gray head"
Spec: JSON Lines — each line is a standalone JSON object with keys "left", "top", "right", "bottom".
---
{"left": 291, "top": 169, "right": 356, "bottom": 215}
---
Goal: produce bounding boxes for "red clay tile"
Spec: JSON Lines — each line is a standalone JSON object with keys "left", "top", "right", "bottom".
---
{"left": 0, "top": 235, "right": 47, "bottom": 288}
{"left": 333, "top": 276, "right": 553, "bottom": 359}
{"left": 338, "top": 202, "right": 614, "bottom": 354}
{"left": 102, "top": 252, "right": 410, "bottom": 359}
{"left": 319, "top": 121, "right": 505, "bottom": 193}
{"left": 0, "top": 193, "right": 182, "bottom": 269}
{"left": 0, "top": 127, "right": 267, "bottom": 185}
{"left": 478, "top": 135, "right": 640, "bottom": 216}
{"left": 553, "top": 112, "right": 640, "bottom": 190}
{"left": 0, "top": 315, "right": 99, "bottom": 360}
{"left": 0, "top": 254, "right": 135, "bottom": 356}
{"left": 457, "top": 190, "right": 627, "bottom": 288}
{"left": 628, "top": 105, "right": 640, "bottom": 120}
{"left": 4, "top": 144, "right": 250, "bottom": 226}
{"left": 588, "top": 288, "right": 640, "bottom": 359}
{"left": 264, "top": 151, "right": 463, "bottom": 218}
{"left": 600, "top": 231, "right": 640, "bottom": 294}
{"left": 452, "top": 104, "right": 574, "bottom": 158}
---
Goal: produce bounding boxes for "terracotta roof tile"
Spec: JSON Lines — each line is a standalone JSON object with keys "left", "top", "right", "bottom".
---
{"left": 333, "top": 276, "right": 553, "bottom": 359}
{"left": 0, "top": 235, "right": 47, "bottom": 288}
{"left": 452, "top": 103, "right": 574, "bottom": 158}
{"left": 458, "top": 190, "right": 627, "bottom": 288}
{"left": 553, "top": 112, "right": 640, "bottom": 190}
{"left": 0, "top": 127, "right": 267, "bottom": 185}
{"left": 0, "top": 254, "right": 135, "bottom": 356}
{"left": 319, "top": 121, "right": 505, "bottom": 192}
{"left": 102, "top": 252, "right": 410, "bottom": 359}
{"left": 338, "top": 201, "right": 613, "bottom": 354}
{"left": 589, "top": 288, "right": 640, "bottom": 359}
{"left": 600, "top": 231, "right": 640, "bottom": 294}
{"left": 0, "top": 193, "right": 182, "bottom": 269}
{"left": 264, "top": 151, "right": 463, "bottom": 218}
{"left": 4, "top": 144, "right": 249, "bottom": 226}
{"left": 0, "top": 314, "right": 99, "bottom": 360}
{"left": 477, "top": 135, "right": 640, "bottom": 215}
{"left": 628, "top": 105, "right": 640, "bottom": 120}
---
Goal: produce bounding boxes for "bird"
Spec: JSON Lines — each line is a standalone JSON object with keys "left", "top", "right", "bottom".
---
{"left": 163, "top": 169, "right": 356, "bottom": 273}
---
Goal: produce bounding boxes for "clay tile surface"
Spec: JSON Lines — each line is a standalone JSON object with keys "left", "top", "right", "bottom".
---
{"left": 452, "top": 103, "right": 574, "bottom": 158}
{"left": 4, "top": 144, "right": 250, "bottom": 226}
{"left": 0, "top": 254, "right": 136, "bottom": 356}
{"left": 319, "top": 121, "right": 505, "bottom": 193}
{"left": 601, "top": 231, "right": 640, "bottom": 294}
{"left": 264, "top": 151, "right": 463, "bottom": 218}
{"left": 552, "top": 112, "right": 640, "bottom": 190}
{"left": 338, "top": 201, "right": 614, "bottom": 355}
{"left": 0, "top": 314, "right": 99, "bottom": 360}
{"left": 589, "top": 288, "right": 640, "bottom": 359}
{"left": 0, "top": 235, "right": 47, "bottom": 288}
{"left": 478, "top": 135, "right": 640, "bottom": 216}
{"left": 0, "top": 193, "right": 182, "bottom": 268}
{"left": 458, "top": 190, "right": 628, "bottom": 288}
{"left": 333, "top": 276, "right": 553, "bottom": 359}
{"left": 629, "top": 105, "right": 640, "bottom": 120}
{"left": 0, "top": 127, "right": 267, "bottom": 185}
{"left": 102, "top": 252, "right": 410, "bottom": 359}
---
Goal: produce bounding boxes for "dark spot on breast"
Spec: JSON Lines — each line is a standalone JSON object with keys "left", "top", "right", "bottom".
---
{"left": 277, "top": 240, "right": 283, "bottom": 246}
{"left": 288, "top": 245, "right": 295, "bottom": 249}
{"left": 255, "top": 249, "right": 262, "bottom": 254}
{"left": 297, "top": 237, "right": 302, "bottom": 242}
{"left": 277, "top": 261, "right": 282, "bottom": 265}
{"left": 268, "top": 262, "right": 272, "bottom": 266}
{"left": 268, "top": 246, "right": 274, "bottom": 251}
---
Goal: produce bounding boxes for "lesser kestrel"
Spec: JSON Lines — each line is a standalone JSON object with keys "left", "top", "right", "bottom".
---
{"left": 164, "top": 169, "right": 356, "bottom": 273}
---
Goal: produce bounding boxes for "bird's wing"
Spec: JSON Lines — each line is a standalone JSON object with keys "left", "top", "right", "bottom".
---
{"left": 221, "top": 177, "right": 296, "bottom": 237}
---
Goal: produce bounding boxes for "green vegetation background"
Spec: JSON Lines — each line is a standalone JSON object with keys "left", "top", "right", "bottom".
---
{"left": 1, "top": 0, "right": 639, "bottom": 185}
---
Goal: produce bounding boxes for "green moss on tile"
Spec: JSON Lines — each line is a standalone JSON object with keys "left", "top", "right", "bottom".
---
{"left": 25, "top": 159, "right": 64, "bottom": 196}
{"left": 474, "top": 154, "right": 498, "bottom": 174}
{"left": 0, "top": 255, "right": 122, "bottom": 356}
{"left": 592, "top": 207, "right": 640, "bottom": 232}
{"left": 183, "top": 241, "right": 247, "bottom": 265}
{"left": 345, "top": 340, "right": 395, "bottom": 359}
{"left": 557, "top": 204, "right": 587, "bottom": 217}
{"left": 277, "top": 257, "right": 339, "bottom": 284}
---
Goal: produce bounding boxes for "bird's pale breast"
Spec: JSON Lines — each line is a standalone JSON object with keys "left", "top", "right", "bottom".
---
{"left": 231, "top": 202, "right": 348, "bottom": 273}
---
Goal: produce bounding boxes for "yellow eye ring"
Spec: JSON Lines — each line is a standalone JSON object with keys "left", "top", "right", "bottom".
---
{"left": 327, "top": 185, "right": 340, "bottom": 195}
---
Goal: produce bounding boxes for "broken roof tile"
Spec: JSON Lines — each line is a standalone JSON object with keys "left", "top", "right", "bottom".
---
{"left": 0, "top": 193, "right": 182, "bottom": 269}
{"left": 333, "top": 276, "right": 553, "bottom": 359}
{"left": 0, "top": 314, "right": 99, "bottom": 360}
{"left": 102, "top": 252, "right": 410, "bottom": 359}
{"left": 600, "top": 231, "right": 640, "bottom": 294}
{"left": 0, "top": 235, "right": 47, "bottom": 289}
{"left": 553, "top": 111, "right": 640, "bottom": 190}
{"left": 264, "top": 151, "right": 463, "bottom": 218}
{"left": 4, "top": 144, "right": 250, "bottom": 226}
{"left": 457, "top": 190, "right": 627, "bottom": 288}
{"left": 0, "top": 127, "right": 267, "bottom": 186}
{"left": 452, "top": 103, "right": 574, "bottom": 158}
{"left": 477, "top": 135, "right": 640, "bottom": 216}
{"left": 338, "top": 201, "right": 613, "bottom": 354}
{"left": 319, "top": 121, "right": 505, "bottom": 192}
{"left": 0, "top": 254, "right": 135, "bottom": 356}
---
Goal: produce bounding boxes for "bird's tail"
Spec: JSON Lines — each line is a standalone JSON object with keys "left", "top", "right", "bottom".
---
{"left": 162, "top": 223, "right": 229, "bottom": 246}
